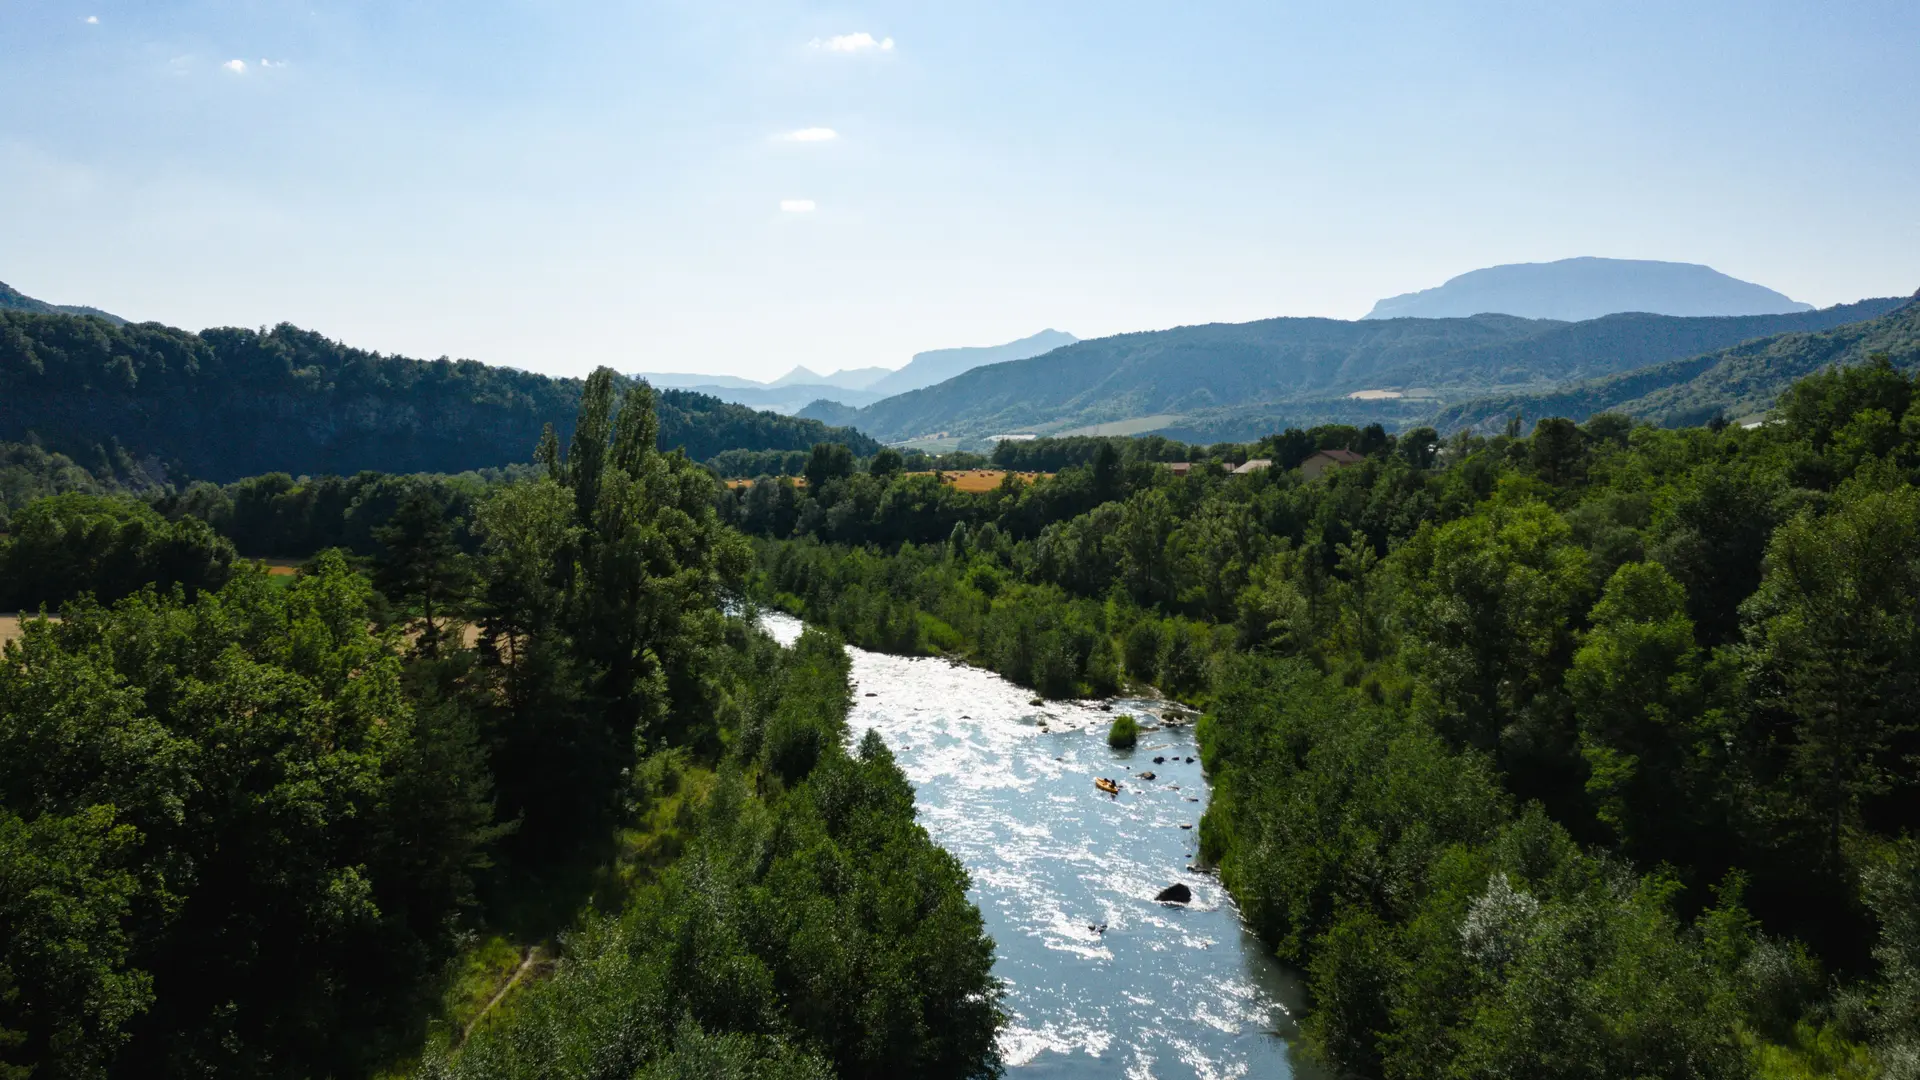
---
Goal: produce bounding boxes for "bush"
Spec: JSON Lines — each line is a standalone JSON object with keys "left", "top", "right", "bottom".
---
{"left": 1108, "top": 714, "right": 1140, "bottom": 749}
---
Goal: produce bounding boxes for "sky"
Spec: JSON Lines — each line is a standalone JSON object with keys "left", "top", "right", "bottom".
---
{"left": 3, "top": 1, "right": 1918, "bottom": 381}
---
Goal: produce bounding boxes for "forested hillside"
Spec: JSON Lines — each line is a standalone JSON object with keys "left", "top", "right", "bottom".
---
{"left": 0, "top": 372, "right": 998, "bottom": 1079}
{"left": 0, "top": 440, "right": 172, "bottom": 528}
{"left": 1435, "top": 293, "right": 1920, "bottom": 430}
{"left": 811, "top": 299, "right": 1904, "bottom": 444}
{"left": 0, "top": 280, "right": 124, "bottom": 323}
{"left": 0, "top": 311, "right": 879, "bottom": 482}
{"left": 737, "top": 357, "right": 1920, "bottom": 1077}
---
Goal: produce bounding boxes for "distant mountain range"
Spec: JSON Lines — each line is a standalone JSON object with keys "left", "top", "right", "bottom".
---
{"left": 0, "top": 280, "right": 124, "bottom": 324}
{"left": 1364, "top": 258, "right": 1812, "bottom": 321}
{"left": 770, "top": 364, "right": 893, "bottom": 391}
{"left": 807, "top": 299, "right": 1906, "bottom": 445}
{"left": 863, "top": 329, "right": 1078, "bottom": 396}
{"left": 13, "top": 263, "right": 1912, "bottom": 474}
{"left": 635, "top": 329, "right": 1077, "bottom": 414}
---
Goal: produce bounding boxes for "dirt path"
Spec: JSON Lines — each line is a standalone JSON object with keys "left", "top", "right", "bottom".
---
{"left": 460, "top": 945, "right": 545, "bottom": 1044}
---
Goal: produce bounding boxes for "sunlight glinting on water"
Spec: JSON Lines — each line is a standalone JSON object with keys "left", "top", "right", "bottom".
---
{"left": 761, "top": 613, "right": 1311, "bottom": 1079}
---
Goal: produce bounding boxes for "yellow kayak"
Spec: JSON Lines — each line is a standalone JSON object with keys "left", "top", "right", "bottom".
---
{"left": 1094, "top": 777, "right": 1120, "bottom": 796}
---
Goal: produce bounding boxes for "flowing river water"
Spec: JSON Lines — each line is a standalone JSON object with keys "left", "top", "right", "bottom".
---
{"left": 762, "top": 613, "right": 1318, "bottom": 1079}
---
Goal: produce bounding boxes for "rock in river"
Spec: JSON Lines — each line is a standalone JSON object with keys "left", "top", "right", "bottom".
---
{"left": 1155, "top": 883, "right": 1193, "bottom": 904}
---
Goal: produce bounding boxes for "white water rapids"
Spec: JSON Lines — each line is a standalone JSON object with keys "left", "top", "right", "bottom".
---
{"left": 762, "top": 613, "right": 1319, "bottom": 1079}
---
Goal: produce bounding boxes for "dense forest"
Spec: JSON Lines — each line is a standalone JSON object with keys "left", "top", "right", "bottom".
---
{"left": 0, "top": 310, "right": 879, "bottom": 482}
{"left": 0, "top": 373, "right": 998, "bottom": 1079}
{"left": 737, "top": 354, "right": 1920, "bottom": 1077}
{"left": 10, "top": 321, "right": 1920, "bottom": 1078}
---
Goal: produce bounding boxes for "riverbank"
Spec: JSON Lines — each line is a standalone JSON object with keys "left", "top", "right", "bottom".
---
{"left": 761, "top": 611, "right": 1317, "bottom": 1078}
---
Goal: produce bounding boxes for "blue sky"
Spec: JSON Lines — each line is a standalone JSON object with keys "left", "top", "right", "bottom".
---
{"left": 4, "top": 1, "right": 1917, "bottom": 380}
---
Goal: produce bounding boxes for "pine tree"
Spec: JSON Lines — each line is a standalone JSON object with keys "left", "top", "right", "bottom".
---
{"left": 373, "top": 490, "right": 470, "bottom": 655}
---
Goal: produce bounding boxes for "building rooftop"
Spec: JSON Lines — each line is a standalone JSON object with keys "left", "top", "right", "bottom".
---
{"left": 1312, "top": 449, "right": 1367, "bottom": 464}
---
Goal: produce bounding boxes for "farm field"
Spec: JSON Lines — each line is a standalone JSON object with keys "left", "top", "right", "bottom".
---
{"left": 724, "top": 469, "right": 1049, "bottom": 492}
{"left": 0, "top": 612, "right": 60, "bottom": 647}
{"left": 1056, "top": 413, "right": 1187, "bottom": 437}
{"left": 940, "top": 468, "right": 1046, "bottom": 491}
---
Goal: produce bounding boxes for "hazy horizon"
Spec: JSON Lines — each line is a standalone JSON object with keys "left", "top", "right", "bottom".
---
{"left": 5, "top": 1, "right": 1917, "bottom": 380}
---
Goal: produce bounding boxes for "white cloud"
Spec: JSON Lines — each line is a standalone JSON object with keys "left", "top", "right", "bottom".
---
{"left": 781, "top": 127, "right": 838, "bottom": 143}
{"left": 810, "top": 32, "right": 894, "bottom": 53}
{"left": 223, "top": 58, "right": 247, "bottom": 73}
{"left": 779, "top": 199, "right": 817, "bottom": 213}
{"left": 85, "top": 15, "right": 99, "bottom": 24}
{"left": 260, "top": 58, "right": 285, "bottom": 68}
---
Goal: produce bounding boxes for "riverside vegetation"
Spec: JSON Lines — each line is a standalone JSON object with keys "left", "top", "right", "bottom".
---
{"left": 737, "top": 355, "right": 1920, "bottom": 1078}
{"left": 8, "top": 344, "right": 1920, "bottom": 1078}
{"left": 0, "top": 371, "right": 1000, "bottom": 1080}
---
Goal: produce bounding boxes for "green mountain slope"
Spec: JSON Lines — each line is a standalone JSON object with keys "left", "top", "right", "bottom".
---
{"left": 0, "top": 280, "right": 124, "bottom": 324}
{"left": 0, "top": 311, "right": 879, "bottom": 481}
{"left": 815, "top": 300, "right": 1905, "bottom": 443}
{"left": 1430, "top": 294, "right": 1920, "bottom": 431}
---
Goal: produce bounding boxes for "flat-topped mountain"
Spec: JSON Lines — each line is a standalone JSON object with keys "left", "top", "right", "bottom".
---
{"left": 1364, "top": 257, "right": 1812, "bottom": 321}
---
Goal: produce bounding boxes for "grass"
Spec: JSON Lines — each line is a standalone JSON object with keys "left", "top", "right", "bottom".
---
{"left": 396, "top": 749, "right": 721, "bottom": 1069}
{"left": 1057, "top": 414, "right": 1188, "bottom": 437}
{"left": 442, "top": 934, "right": 530, "bottom": 1034}
{"left": 1108, "top": 714, "right": 1140, "bottom": 749}
{"left": 896, "top": 436, "right": 962, "bottom": 453}
{"left": 1748, "top": 1022, "right": 1879, "bottom": 1079}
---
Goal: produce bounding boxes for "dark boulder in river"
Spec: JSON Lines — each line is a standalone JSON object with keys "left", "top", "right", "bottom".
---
{"left": 1155, "top": 883, "right": 1193, "bottom": 904}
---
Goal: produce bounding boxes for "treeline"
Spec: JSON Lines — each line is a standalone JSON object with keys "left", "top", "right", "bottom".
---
{"left": 986, "top": 433, "right": 1196, "bottom": 472}
{"left": 0, "top": 372, "right": 1000, "bottom": 1079}
{"left": 708, "top": 446, "right": 994, "bottom": 480}
{"left": 0, "top": 310, "right": 879, "bottom": 482}
{"left": 0, "top": 465, "right": 515, "bottom": 612}
{"left": 722, "top": 422, "right": 1426, "bottom": 550}
{"left": 748, "top": 354, "right": 1920, "bottom": 1076}
{"left": 164, "top": 468, "right": 522, "bottom": 558}
{"left": 0, "top": 493, "right": 235, "bottom": 610}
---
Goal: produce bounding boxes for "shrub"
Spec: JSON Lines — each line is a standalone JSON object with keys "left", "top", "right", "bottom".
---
{"left": 1108, "top": 714, "right": 1140, "bottom": 749}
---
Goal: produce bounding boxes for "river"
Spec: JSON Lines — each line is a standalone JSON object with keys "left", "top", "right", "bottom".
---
{"left": 762, "top": 613, "right": 1317, "bottom": 1079}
